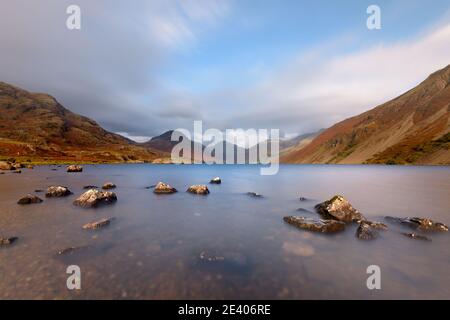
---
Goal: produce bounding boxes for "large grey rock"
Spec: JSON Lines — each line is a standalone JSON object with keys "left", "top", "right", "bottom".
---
{"left": 385, "top": 216, "right": 448, "bottom": 232}
{"left": 315, "top": 195, "right": 366, "bottom": 223}
{"left": 73, "top": 189, "right": 117, "bottom": 208}
{"left": 153, "top": 182, "right": 177, "bottom": 194}
{"left": 17, "top": 194, "right": 43, "bottom": 205}
{"left": 187, "top": 185, "right": 210, "bottom": 195}
{"left": 283, "top": 216, "right": 346, "bottom": 233}
{"left": 46, "top": 186, "right": 72, "bottom": 197}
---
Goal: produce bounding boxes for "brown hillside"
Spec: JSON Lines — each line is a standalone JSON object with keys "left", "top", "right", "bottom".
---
{"left": 0, "top": 82, "right": 163, "bottom": 163}
{"left": 281, "top": 65, "right": 450, "bottom": 165}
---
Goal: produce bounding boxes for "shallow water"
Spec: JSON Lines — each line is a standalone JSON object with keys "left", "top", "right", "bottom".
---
{"left": 0, "top": 164, "right": 449, "bottom": 299}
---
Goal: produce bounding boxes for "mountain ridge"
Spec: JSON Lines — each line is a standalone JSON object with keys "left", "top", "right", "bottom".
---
{"left": 281, "top": 64, "right": 450, "bottom": 165}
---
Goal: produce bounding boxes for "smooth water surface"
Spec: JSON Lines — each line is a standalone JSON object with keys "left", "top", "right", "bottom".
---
{"left": 0, "top": 164, "right": 449, "bottom": 299}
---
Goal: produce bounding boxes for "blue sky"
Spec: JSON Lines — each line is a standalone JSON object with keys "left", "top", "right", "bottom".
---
{"left": 1, "top": 0, "right": 450, "bottom": 141}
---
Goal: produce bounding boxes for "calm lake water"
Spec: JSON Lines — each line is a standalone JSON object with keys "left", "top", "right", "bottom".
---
{"left": 0, "top": 164, "right": 449, "bottom": 299}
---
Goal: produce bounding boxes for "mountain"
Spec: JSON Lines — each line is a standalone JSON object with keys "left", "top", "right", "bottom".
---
{"left": 281, "top": 65, "right": 450, "bottom": 165}
{"left": 0, "top": 82, "right": 163, "bottom": 163}
{"left": 142, "top": 130, "right": 178, "bottom": 153}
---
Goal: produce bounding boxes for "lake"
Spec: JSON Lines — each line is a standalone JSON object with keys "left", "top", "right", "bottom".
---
{"left": 0, "top": 164, "right": 449, "bottom": 299}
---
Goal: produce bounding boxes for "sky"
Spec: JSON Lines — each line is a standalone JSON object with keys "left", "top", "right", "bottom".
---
{"left": 1, "top": 0, "right": 450, "bottom": 142}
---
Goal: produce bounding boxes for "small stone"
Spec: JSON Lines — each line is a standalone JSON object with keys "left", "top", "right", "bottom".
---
{"left": 0, "top": 237, "right": 18, "bottom": 246}
{"left": 187, "top": 185, "right": 210, "bottom": 195}
{"left": 17, "top": 194, "right": 43, "bottom": 205}
{"left": 247, "top": 192, "right": 263, "bottom": 198}
{"left": 83, "top": 217, "right": 113, "bottom": 230}
{"left": 13, "top": 170, "right": 21, "bottom": 174}
{"left": 57, "top": 246, "right": 87, "bottom": 255}
{"left": 102, "top": 182, "right": 116, "bottom": 190}
{"left": 210, "top": 177, "right": 221, "bottom": 184}
{"left": 46, "top": 186, "right": 72, "bottom": 197}
{"left": 299, "top": 197, "right": 307, "bottom": 201}
{"left": 83, "top": 185, "right": 98, "bottom": 189}
{"left": 402, "top": 233, "right": 431, "bottom": 241}
{"left": 67, "top": 165, "right": 83, "bottom": 172}
{"left": 153, "top": 182, "right": 177, "bottom": 194}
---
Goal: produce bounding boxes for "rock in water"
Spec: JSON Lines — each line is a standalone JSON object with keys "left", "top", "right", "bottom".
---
{"left": 0, "top": 161, "right": 13, "bottom": 170}
{"left": 153, "top": 182, "right": 177, "bottom": 194}
{"left": 0, "top": 237, "right": 18, "bottom": 246}
{"left": 83, "top": 185, "right": 98, "bottom": 189}
{"left": 402, "top": 233, "right": 431, "bottom": 241}
{"left": 17, "top": 194, "right": 43, "bottom": 205}
{"left": 247, "top": 192, "right": 263, "bottom": 198}
{"left": 67, "top": 165, "right": 83, "bottom": 172}
{"left": 315, "top": 195, "right": 365, "bottom": 223}
{"left": 385, "top": 216, "right": 448, "bottom": 232}
{"left": 210, "top": 177, "right": 221, "bottom": 184}
{"left": 83, "top": 217, "right": 113, "bottom": 230}
{"left": 102, "top": 182, "right": 116, "bottom": 190}
{"left": 283, "top": 216, "right": 346, "bottom": 233}
{"left": 73, "top": 189, "right": 117, "bottom": 208}
{"left": 356, "top": 222, "right": 378, "bottom": 240}
{"left": 46, "top": 186, "right": 72, "bottom": 197}
{"left": 187, "top": 185, "right": 210, "bottom": 195}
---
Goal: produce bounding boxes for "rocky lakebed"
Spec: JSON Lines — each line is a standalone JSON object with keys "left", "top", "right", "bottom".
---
{"left": 0, "top": 162, "right": 449, "bottom": 299}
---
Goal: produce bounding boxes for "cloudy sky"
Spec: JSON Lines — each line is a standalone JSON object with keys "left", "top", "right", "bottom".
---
{"left": 1, "top": 0, "right": 450, "bottom": 142}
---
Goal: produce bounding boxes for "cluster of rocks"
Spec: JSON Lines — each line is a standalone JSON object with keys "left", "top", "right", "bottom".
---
{"left": 153, "top": 181, "right": 215, "bottom": 195}
{"left": 284, "top": 195, "right": 448, "bottom": 241}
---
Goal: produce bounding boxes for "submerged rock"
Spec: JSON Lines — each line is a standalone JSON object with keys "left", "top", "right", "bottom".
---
{"left": 67, "top": 165, "right": 83, "bottom": 172}
{"left": 13, "top": 170, "right": 21, "bottom": 174}
{"left": 73, "top": 189, "right": 117, "bottom": 208}
{"left": 199, "top": 251, "right": 225, "bottom": 262}
{"left": 83, "top": 185, "right": 98, "bottom": 189}
{"left": 57, "top": 246, "right": 88, "bottom": 255}
{"left": 385, "top": 216, "right": 448, "bottom": 232}
{"left": 102, "top": 182, "right": 116, "bottom": 190}
{"left": 17, "top": 194, "right": 43, "bottom": 205}
{"left": 299, "top": 197, "right": 308, "bottom": 201}
{"left": 296, "top": 208, "right": 313, "bottom": 213}
{"left": 210, "top": 177, "right": 222, "bottom": 184}
{"left": 187, "top": 185, "right": 210, "bottom": 195}
{"left": 83, "top": 217, "right": 113, "bottom": 230}
{"left": 402, "top": 233, "right": 431, "bottom": 241}
{"left": 356, "top": 222, "right": 378, "bottom": 240}
{"left": 46, "top": 186, "right": 72, "bottom": 197}
{"left": 315, "top": 195, "right": 365, "bottom": 223}
{"left": 247, "top": 192, "right": 263, "bottom": 198}
{"left": 153, "top": 182, "right": 177, "bottom": 194}
{"left": 283, "top": 216, "right": 346, "bottom": 233}
{"left": 0, "top": 237, "right": 18, "bottom": 246}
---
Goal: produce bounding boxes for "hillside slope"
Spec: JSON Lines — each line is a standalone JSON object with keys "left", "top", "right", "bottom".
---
{"left": 0, "top": 82, "right": 162, "bottom": 163}
{"left": 281, "top": 65, "right": 450, "bottom": 165}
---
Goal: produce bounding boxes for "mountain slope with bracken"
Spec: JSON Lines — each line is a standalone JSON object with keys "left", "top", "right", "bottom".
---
{"left": 0, "top": 82, "right": 163, "bottom": 163}
{"left": 281, "top": 64, "right": 450, "bottom": 165}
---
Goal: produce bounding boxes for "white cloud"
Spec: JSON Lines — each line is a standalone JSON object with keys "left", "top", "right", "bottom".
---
{"left": 227, "top": 21, "right": 450, "bottom": 134}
